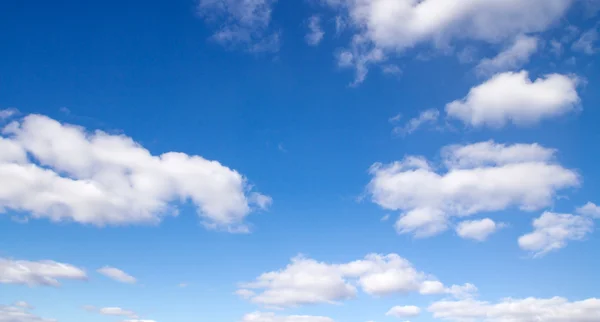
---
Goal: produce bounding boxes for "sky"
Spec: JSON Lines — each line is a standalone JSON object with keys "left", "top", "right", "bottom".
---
{"left": 1, "top": 0, "right": 600, "bottom": 321}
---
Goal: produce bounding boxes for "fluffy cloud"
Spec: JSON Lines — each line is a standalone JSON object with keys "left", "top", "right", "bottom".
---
{"left": 385, "top": 305, "right": 421, "bottom": 318}
{"left": 429, "top": 296, "right": 600, "bottom": 321}
{"left": 97, "top": 266, "right": 137, "bottom": 284}
{"left": 0, "top": 108, "right": 17, "bottom": 120}
{"left": 241, "top": 312, "right": 334, "bottom": 322}
{"left": 0, "top": 257, "right": 86, "bottom": 286}
{"left": 306, "top": 15, "right": 325, "bottom": 46}
{"left": 197, "top": 0, "right": 279, "bottom": 52}
{"left": 476, "top": 35, "right": 539, "bottom": 76}
{"left": 455, "top": 218, "right": 502, "bottom": 241}
{"left": 0, "top": 114, "right": 270, "bottom": 232}
{"left": 323, "top": 0, "right": 573, "bottom": 82}
{"left": 518, "top": 212, "right": 594, "bottom": 257}
{"left": 446, "top": 71, "right": 580, "bottom": 128}
{"left": 392, "top": 109, "right": 439, "bottom": 135}
{"left": 367, "top": 141, "right": 578, "bottom": 238}
{"left": 237, "top": 253, "right": 457, "bottom": 308}
{"left": 577, "top": 202, "right": 600, "bottom": 218}
{"left": 0, "top": 302, "right": 55, "bottom": 322}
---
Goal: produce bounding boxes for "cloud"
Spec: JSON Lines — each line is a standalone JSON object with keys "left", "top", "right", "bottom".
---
{"left": 85, "top": 306, "right": 156, "bottom": 322}
{"left": 446, "top": 71, "right": 580, "bottom": 128}
{"left": 0, "top": 302, "right": 55, "bottom": 322}
{"left": 572, "top": 27, "right": 599, "bottom": 54}
{"left": 476, "top": 35, "right": 539, "bottom": 76}
{"left": 0, "top": 114, "right": 270, "bottom": 232}
{"left": 0, "top": 108, "right": 18, "bottom": 120}
{"left": 455, "top": 218, "right": 502, "bottom": 241}
{"left": 518, "top": 211, "right": 594, "bottom": 257}
{"left": 577, "top": 202, "right": 600, "bottom": 218}
{"left": 0, "top": 257, "right": 87, "bottom": 286}
{"left": 393, "top": 109, "right": 439, "bottom": 135}
{"left": 385, "top": 305, "right": 421, "bottom": 318}
{"left": 429, "top": 296, "right": 600, "bottom": 321}
{"left": 197, "top": 0, "right": 279, "bottom": 52}
{"left": 241, "top": 312, "right": 334, "bottom": 322}
{"left": 237, "top": 253, "right": 458, "bottom": 308}
{"left": 306, "top": 15, "right": 325, "bottom": 46}
{"left": 97, "top": 266, "right": 137, "bottom": 284}
{"left": 322, "top": 0, "right": 573, "bottom": 82}
{"left": 367, "top": 141, "right": 579, "bottom": 238}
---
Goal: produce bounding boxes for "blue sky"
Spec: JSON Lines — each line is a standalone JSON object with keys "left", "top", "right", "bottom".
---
{"left": 1, "top": 0, "right": 600, "bottom": 321}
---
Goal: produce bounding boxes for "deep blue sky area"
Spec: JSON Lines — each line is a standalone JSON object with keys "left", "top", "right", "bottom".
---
{"left": 1, "top": 1, "right": 600, "bottom": 322}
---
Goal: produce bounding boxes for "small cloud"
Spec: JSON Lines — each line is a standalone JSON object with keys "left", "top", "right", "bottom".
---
{"left": 97, "top": 266, "right": 137, "bottom": 284}
{"left": 306, "top": 15, "right": 325, "bottom": 46}
{"left": 572, "top": 27, "right": 599, "bottom": 55}
{"left": 381, "top": 214, "right": 391, "bottom": 222}
{"left": 382, "top": 65, "right": 402, "bottom": 76}
{"left": 393, "top": 109, "right": 440, "bottom": 136}
{"left": 278, "top": 143, "right": 287, "bottom": 153}
{"left": 0, "top": 108, "right": 18, "bottom": 120}
{"left": 178, "top": 283, "right": 188, "bottom": 288}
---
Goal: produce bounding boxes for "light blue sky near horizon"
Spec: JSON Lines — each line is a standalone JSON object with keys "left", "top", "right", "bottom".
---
{"left": 1, "top": 1, "right": 600, "bottom": 322}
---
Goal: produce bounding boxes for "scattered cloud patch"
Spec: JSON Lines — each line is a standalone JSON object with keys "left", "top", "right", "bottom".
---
{"left": 446, "top": 71, "right": 580, "bottom": 128}
{"left": 306, "top": 15, "right": 325, "bottom": 46}
{"left": 241, "top": 312, "right": 334, "bottom": 322}
{"left": 367, "top": 141, "right": 579, "bottom": 238}
{"left": 0, "top": 114, "right": 270, "bottom": 232}
{"left": 0, "top": 302, "right": 55, "bottom": 322}
{"left": 476, "top": 35, "right": 539, "bottom": 76}
{"left": 0, "top": 257, "right": 86, "bottom": 286}
{"left": 385, "top": 305, "right": 421, "bottom": 318}
{"left": 456, "top": 218, "right": 502, "bottom": 241}
{"left": 97, "top": 266, "right": 137, "bottom": 284}
{"left": 519, "top": 212, "right": 594, "bottom": 257}
{"left": 393, "top": 109, "right": 439, "bottom": 136}
{"left": 577, "top": 202, "right": 600, "bottom": 218}
{"left": 0, "top": 108, "right": 18, "bottom": 120}
{"left": 572, "top": 27, "right": 599, "bottom": 54}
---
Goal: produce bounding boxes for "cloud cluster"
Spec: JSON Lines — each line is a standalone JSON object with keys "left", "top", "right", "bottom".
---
{"left": 367, "top": 141, "right": 579, "bottom": 238}
{"left": 237, "top": 253, "right": 470, "bottom": 308}
{"left": 429, "top": 296, "right": 600, "bottom": 321}
{"left": 0, "top": 302, "right": 55, "bottom": 322}
{"left": 0, "top": 114, "right": 270, "bottom": 232}
{"left": 0, "top": 257, "right": 87, "bottom": 286}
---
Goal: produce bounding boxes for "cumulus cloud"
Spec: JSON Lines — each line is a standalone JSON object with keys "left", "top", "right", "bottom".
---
{"left": 306, "top": 15, "right": 325, "bottom": 46}
{"left": 476, "top": 35, "right": 539, "bottom": 76}
{"left": 0, "top": 257, "right": 87, "bottom": 286}
{"left": 385, "top": 305, "right": 421, "bottom": 318}
{"left": 456, "top": 218, "right": 502, "bottom": 241}
{"left": 97, "top": 266, "right": 137, "bottom": 284}
{"left": 518, "top": 212, "right": 594, "bottom": 257}
{"left": 237, "top": 253, "right": 459, "bottom": 308}
{"left": 577, "top": 202, "right": 600, "bottom": 218}
{"left": 322, "top": 0, "right": 573, "bottom": 82}
{"left": 392, "top": 109, "right": 439, "bottom": 136}
{"left": 367, "top": 141, "right": 578, "bottom": 238}
{"left": 197, "top": 0, "right": 279, "bottom": 52}
{"left": 0, "top": 302, "right": 55, "bottom": 322}
{"left": 241, "top": 312, "right": 334, "bottom": 322}
{"left": 429, "top": 296, "right": 600, "bottom": 321}
{"left": 446, "top": 71, "right": 580, "bottom": 128}
{"left": 0, "top": 114, "right": 270, "bottom": 232}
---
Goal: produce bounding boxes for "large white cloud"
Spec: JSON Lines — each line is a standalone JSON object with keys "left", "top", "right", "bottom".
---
{"left": 324, "top": 0, "right": 573, "bottom": 83}
{"left": 237, "top": 253, "right": 464, "bottom": 308}
{"left": 241, "top": 312, "right": 334, "bottom": 322}
{"left": 445, "top": 71, "right": 580, "bottom": 128}
{"left": 0, "top": 257, "right": 87, "bottom": 286}
{"left": 367, "top": 141, "right": 578, "bottom": 237}
{"left": 518, "top": 211, "right": 594, "bottom": 257}
{"left": 429, "top": 296, "right": 600, "bottom": 321}
{"left": 0, "top": 114, "right": 270, "bottom": 232}
{"left": 197, "top": 0, "right": 279, "bottom": 52}
{"left": 0, "top": 302, "right": 55, "bottom": 322}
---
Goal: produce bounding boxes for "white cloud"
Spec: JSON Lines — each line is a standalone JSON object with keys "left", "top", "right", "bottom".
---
{"left": 197, "top": 0, "right": 279, "bottom": 52}
{"left": 241, "top": 312, "right": 334, "bottom": 322}
{"left": 476, "top": 35, "right": 539, "bottom": 76}
{"left": 393, "top": 109, "right": 439, "bottom": 135}
{"left": 123, "top": 320, "right": 156, "bottom": 322}
{"left": 518, "top": 212, "right": 594, "bottom": 257}
{"left": 0, "top": 257, "right": 87, "bottom": 286}
{"left": 0, "top": 303, "right": 55, "bottom": 322}
{"left": 572, "top": 27, "right": 599, "bottom": 54}
{"left": 98, "top": 307, "right": 138, "bottom": 318}
{"left": 238, "top": 253, "right": 457, "bottom": 308}
{"left": 456, "top": 218, "right": 502, "bottom": 241}
{"left": 385, "top": 305, "right": 421, "bottom": 318}
{"left": 336, "top": 47, "right": 386, "bottom": 86}
{"left": 577, "top": 202, "right": 600, "bottom": 218}
{"left": 97, "top": 266, "right": 137, "bottom": 284}
{"left": 382, "top": 65, "right": 401, "bottom": 75}
{"left": 446, "top": 71, "right": 580, "bottom": 128}
{"left": 429, "top": 296, "right": 600, "bottom": 321}
{"left": 0, "top": 114, "right": 270, "bottom": 232}
{"left": 367, "top": 141, "right": 579, "bottom": 238}
{"left": 0, "top": 108, "right": 18, "bottom": 120}
{"left": 306, "top": 15, "right": 325, "bottom": 46}
{"left": 323, "top": 0, "right": 573, "bottom": 82}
